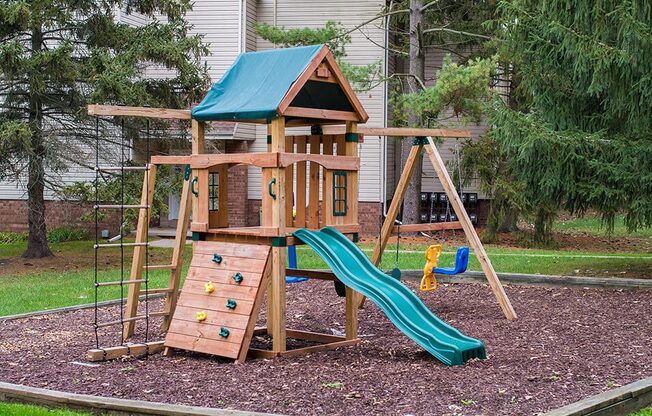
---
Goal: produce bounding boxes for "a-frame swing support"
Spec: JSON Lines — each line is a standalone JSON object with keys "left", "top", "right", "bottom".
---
{"left": 365, "top": 136, "right": 517, "bottom": 321}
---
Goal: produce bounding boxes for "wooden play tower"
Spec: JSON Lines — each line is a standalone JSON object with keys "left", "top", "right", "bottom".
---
{"left": 86, "top": 44, "right": 515, "bottom": 363}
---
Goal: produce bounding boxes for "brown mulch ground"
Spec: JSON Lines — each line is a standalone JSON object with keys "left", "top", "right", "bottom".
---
{"left": 1, "top": 281, "right": 650, "bottom": 416}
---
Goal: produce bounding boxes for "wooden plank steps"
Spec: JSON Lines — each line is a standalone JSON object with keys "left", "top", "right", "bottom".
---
{"left": 164, "top": 241, "right": 272, "bottom": 363}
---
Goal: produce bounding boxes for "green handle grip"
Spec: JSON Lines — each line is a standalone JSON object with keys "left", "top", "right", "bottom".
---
{"left": 191, "top": 176, "right": 198, "bottom": 197}
{"left": 268, "top": 177, "right": 276, "bottom": 200}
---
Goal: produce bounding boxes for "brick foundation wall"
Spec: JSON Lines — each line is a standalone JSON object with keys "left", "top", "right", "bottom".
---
{"left": 0, "top": 200, "right": 119, "bottom": 234}
{"left": 225, "top": 141, "right": 249, "bottom": 227}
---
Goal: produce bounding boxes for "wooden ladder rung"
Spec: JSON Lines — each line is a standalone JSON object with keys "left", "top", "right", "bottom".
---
{"left": 95, "top": 242, "right": 149, "bottom": 249}
{"left": 95, "top": 312, "right": 167, "bottom": 328}
{"left": 138, "top": 288, "right": 174, "bottom": 295}
{"left": 96, "top": 279, "right": 148, "bottom": 287}
{"left": 94, "top": 204, "right": 150, "bottom": 209}
{"left": 144, "top": 264, "right": 175, "bottom": 271}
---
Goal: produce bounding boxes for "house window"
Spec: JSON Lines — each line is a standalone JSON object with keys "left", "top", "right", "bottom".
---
{"left": 209, "top": 172, "right": 219, "bottom": 211}
{"left": 332, "top": 171, "right": 347, "bottom": 216}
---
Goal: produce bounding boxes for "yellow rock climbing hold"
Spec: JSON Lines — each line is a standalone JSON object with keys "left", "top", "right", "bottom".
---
{"left": 204, "top": 281, "right": 215, "bottom": 294}
{"left": 196, "top": 311, "right": 208, "bottom": 322}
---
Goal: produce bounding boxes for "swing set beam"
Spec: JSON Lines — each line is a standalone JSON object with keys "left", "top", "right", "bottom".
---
{"left": 364, "top": 136, "right": 517, "bottom": 321}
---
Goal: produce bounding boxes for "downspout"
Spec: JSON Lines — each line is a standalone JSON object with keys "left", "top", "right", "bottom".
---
{"left": 234, "top": 0, "right": 245, "bottom": 139}
{"left": 237, "top": 0, "right": 243, "bottom": 54}
{"left": 273, "top": 0, "right": 278, "bottom": 26}
{"left": 381, "top": 2, "right": 392, "bottom": 217}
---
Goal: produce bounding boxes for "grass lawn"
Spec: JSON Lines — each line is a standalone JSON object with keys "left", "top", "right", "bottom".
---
{"left": 0, "top": 240, "right": 190, "bottom": 316}
{"left": 630, "top": 407, "right": 652, "bottom": 416}
{"left": 555, "top": 214, "right": 652, "bottom": 238}
{"left": 0, "top": 402, "right": 93, "bottom": 416}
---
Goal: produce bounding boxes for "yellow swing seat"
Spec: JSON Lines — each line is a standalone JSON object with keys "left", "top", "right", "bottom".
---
{"left": 420, "top": 244, "right": 442, "bottom": 292}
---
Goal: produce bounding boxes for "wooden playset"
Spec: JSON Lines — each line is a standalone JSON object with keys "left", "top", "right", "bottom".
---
{"left": 87, "top": 45, "right": 515, "bottom": 365}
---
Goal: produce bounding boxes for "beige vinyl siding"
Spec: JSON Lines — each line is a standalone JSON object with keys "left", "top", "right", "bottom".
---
{"left": 247, "top": 0, "right": 387, "bottom": 202}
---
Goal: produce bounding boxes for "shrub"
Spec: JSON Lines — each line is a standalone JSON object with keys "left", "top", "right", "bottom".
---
{"left": 0, "top": 231, "right": 28, "bottom": 245}
{"left": 47, "top": 226, "right": 89, "bottom": 243}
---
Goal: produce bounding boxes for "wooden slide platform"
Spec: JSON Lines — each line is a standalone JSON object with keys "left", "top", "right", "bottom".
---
{"left": 164, "top": 241, "right": 271, "bottom": 363}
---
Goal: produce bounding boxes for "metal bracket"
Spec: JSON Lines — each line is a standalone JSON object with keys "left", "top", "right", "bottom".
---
{"left": 345, "top": 132, "right": 360, "bottom": 142}
{"left": 271, "top": 236, "right": 287, "bottom": 247}
{"left": 413, "top": 136, "right": 428, "bottom": 146}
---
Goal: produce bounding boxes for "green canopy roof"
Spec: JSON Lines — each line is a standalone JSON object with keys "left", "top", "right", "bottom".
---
{"left": 192, "top": 45, "right": 324, "bottom": 122}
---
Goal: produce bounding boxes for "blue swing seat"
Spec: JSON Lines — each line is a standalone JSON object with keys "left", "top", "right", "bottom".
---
{"left": 286, "top": 245, "right": 308, "bottom": 283}
{"left": 433, "top": 246, "right": 469, "bottom": 275}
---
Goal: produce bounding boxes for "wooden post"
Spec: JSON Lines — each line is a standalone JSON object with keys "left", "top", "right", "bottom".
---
{"left": 307, "top": 135, "right": 321, "bottom": 229}
{"left": 344, "top": 121, "right": 359, "bottom": 337}
{"left": 295, "top": 136, "right": 307, "bottom": 228}
{"left": 190, "top": 121, "right": 206, "bottom": 231}
{"left": 359, "top": 143, "right": 423, "bottom": 308}
{"left": 160, "top": 176, "right": 191, "bottom": 332}
{"left": 424, "top": 138, "right": 517, "bottom": 320}
{"left": 285, "top": 135, "right": 294, "bottom": 225}
{"left": 194, "top": 169, "right": 209, "bottom": 230}
{"left": 345, "top": 121, "right": 359, "bottom": 226}
{"left": 123, "top": 164, "right": 157, "bottom": 338}
{"left": 269, "top": 117, "right": 287, "bottom": 352}
{"left": 322, "top": 135, "right": 334, "bottom": 226}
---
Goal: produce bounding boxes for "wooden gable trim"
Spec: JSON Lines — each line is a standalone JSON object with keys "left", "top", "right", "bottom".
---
{"left": 283, "top": 106, "right": 359, "bottom": 121}
{"left": 320, "top": 51, "right": 369, "bottom": 123}
{"left": 277, "top": 46, "right": 369, "bottom": 123}
{"left": 277, "top": 46, "right": 330, "bottom": 116}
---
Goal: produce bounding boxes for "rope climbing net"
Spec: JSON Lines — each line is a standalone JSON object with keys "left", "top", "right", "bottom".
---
{"left": 92, "top": 116, "right": 152, "bottom": 357}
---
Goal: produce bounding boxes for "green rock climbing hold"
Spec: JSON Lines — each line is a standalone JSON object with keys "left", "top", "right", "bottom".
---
{"left": 226, "top": 299, "right": 237, "bottom": 310}
{"left": 212, "top": 253, "right": 223, "bottom": 264}
{"left": 219, "top": 327, "right": 230, "bottom": 338}
{"left": 232, "top": 272, "right": 243, "bottom": 284}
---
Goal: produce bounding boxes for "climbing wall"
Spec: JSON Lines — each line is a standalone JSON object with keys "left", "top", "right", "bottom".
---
{"left": 164, "top": 241, "right": 271, "bottom": 362}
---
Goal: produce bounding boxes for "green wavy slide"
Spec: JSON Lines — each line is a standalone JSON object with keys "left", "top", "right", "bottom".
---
{"left": 293, "top": 227, "right": 487, "bottom": 366}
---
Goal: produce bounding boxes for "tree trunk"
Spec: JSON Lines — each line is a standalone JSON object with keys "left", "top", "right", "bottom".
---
{"left": 23, "top": 26, "right": 52, "bottom": 259}
{"left": 23, "top": 145, "right": 52, "bottom": 258}
{"left": 498, "top": 207, "right": 519, "bottom": 232}
{"left": 402, "top": 0, "right": 425, "bottom": 226}
{"left": 533, "top": 205, "right": 555, "bottom": 247}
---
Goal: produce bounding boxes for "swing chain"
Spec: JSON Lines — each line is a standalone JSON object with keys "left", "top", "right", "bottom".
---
{"left": 395, "top": 220, "right": 401, "bottom": 269}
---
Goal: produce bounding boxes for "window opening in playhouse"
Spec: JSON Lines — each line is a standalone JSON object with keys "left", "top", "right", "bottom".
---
{"left": 332, "top": 170, "right": 348, "bottom": 216}
{"left": 209, "top": 172, "right": 219, "bottom": 211}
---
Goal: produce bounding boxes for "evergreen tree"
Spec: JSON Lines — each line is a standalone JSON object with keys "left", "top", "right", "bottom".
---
{"left": 0, "top": 0, "right": 209, "bottom": 258}
{"left": 490, "top": 0, "right": 652, "bottom": 243}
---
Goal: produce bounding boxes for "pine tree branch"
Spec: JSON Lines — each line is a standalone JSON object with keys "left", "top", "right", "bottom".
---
{"left": 336, "top": 8, "right": 410, "bottom": 40}
{"left": 422, "top": 27, "right": 492, "bottom": 40}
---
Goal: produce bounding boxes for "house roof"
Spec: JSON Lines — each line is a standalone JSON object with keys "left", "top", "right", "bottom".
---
{"left": 191, "top": 44, "right": 368, "bottom": 124}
